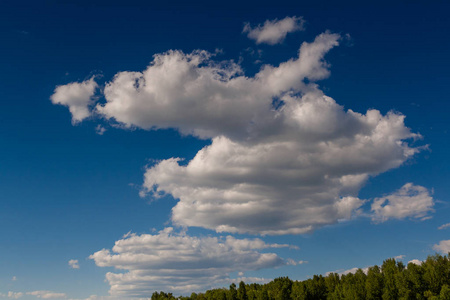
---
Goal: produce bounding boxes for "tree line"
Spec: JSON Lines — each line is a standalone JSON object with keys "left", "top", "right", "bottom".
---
{"left": 151, "top": 253, "right": 450, "bottom": 300}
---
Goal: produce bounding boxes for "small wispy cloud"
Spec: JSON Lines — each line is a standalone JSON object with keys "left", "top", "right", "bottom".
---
{"left": 286, "top": 259, "right": 308, "bottom": 266}
{"left": 16, "top": 30, "right": 29, "bottom": 35}
{"left": 27, "top": 291, "right": 67, "bottom": 299}
{"left": 50, "top": 77, "right": 98, "bottom": 124}
{"left": 438, "top": 223, "right": 450, "bottom": 230}
{"left": 371, "top": 183, "right": 434, "bottom": 222}
{"left": 7, "top": 291, "right": 23, "bottom": 299}
{"left": 68, "top": 259, "right": 79, "bottom": 269}
{"left": 95, "top": 125, "right": 106, "bottom": 135}
{"left": 243, "top": 16, "right": 305, "bottom": 45}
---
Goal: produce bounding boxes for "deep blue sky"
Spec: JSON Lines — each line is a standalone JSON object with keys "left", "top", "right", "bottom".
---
{"left": 1, "top": 1, "right": 449, "bottom": 299}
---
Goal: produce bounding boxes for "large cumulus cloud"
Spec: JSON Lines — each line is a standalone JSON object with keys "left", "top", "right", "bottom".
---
{"left": 96, "top": 32, "right": 340, "bottom": 141}
{"left": 52, "top": 30, "right": 426, "bottom": 235}
{"left": 142, "top": 105, "right": 420, "bottom": 234}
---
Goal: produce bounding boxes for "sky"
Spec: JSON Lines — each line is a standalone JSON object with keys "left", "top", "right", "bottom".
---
{"left": 1, "top": 0, "right": 450, "bottom": 299}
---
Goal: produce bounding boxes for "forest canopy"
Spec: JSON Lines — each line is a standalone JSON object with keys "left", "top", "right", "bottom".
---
{"left": 151, "top": 253, "right": 450, "bottom": 300}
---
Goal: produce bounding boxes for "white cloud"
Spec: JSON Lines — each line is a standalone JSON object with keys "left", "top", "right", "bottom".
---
{"left": 68, "top": 296, "right": 119, "bottom": 300}
{"left": 3, "top": 291, "right": 68, "bottom": 300}
{"left": 57, "top": 31, "right": 425, "bottom": 236}
{"left": 329, "top": 256, "right": 412, "bottom": 276}
{"left": 142, "top": 108, "right": 419, "bottom": 234}
{"left": 7, "top": 292, "right": 23, "bottom": 299}
{"left": 286, "top": 259, "right": 308, "bottom": 266}
{"left": 438, "top": 223, "right": 450, "bottom": 230}
{"left": 11, "top": 276, "right": 17, "bottom": 281}
{"left": 243, "top": 16, "right": 305, "bottom": 45}
{"left": 228, "top": 277, "right": 270, "bottom": 285}
{"left": 50, "top": 77, "right": 98, "bottom": 124}
{"left": 325, "top": 266, "right": 369, "bottom": 276}
{"left": 433, "top": 240, "right": 450, "bottom": 254}
{"left": 69, "top": 296, "right": 119, "bottom": 300}
{"left": 97, "top": 32, "right": 340, "bottom": 141}
{"left": 68, "top": 259, "right": 79, "bottom": 269}
{"left": 343, "top": 267, "right": 369, "bottom": 275}
{"left": 95, "top": 125, "right": 106, "bottom": 135}
{"left": 127, "top": 34, "right": 420, "bottom": 235}
{"left": 371, "top": 183, "right": 434, "bottom": 222}
{"left": 408, "top": 259, "right": 423, "bottom": 265}
{"left": 90, "top": 227, "right": 296, "bottom": 297}
{"left": 26, "top": 291, "right": 66, "bottom": 299}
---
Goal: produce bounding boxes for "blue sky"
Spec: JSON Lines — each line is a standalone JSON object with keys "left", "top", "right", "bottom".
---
{"left": 1, "top": 0, "right": 450, "bottom": 299}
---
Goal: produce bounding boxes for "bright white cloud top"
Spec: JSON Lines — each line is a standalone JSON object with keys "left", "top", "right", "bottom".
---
{"left": 243, "top": 16, "right": 305, "bottom": 45}
{"left": 51, "top": 30, "right": 430, "bottom": 236}
{"left": 89, "top": 227, "right": 294, "bottom": 296}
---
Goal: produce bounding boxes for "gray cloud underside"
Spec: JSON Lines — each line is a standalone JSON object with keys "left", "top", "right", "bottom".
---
{"left": 90, "top": 228, "right": 293, "bottom": 297}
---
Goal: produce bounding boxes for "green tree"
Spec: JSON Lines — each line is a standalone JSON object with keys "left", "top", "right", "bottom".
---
{"left": 325, "top": 272, "right": 340, "bottom": 299}
{"left": 340, "top": 273, "right": 358, "bottom": 300}
{"left": 440, "top": 284, "right": 450, "bottom": 300}
{"left": 268, "top": 277, "right": 292, "bottom": 300}
{"left": 306, "top": 275, "right": 327, "bottom": 300}
{"left": 423, "top": 254, "right": 450, "bottom": 296}
{"left": 382, "top": 258, "right": 402, "bottom": 300}
{"left": 229, "top": 283, "right": 238, "bottom": 300}
{"left": 257, "top": 289, "right": 269, "bottom": 300}
{"left": 366, "top": 265, "right": 383, "bottom": 300}
{"left": 247, "top": 283, "right": 261, "bottom": 300}
{"left": 190, "top": 292, "right": 198, "bottom": 300}
{"left": 291, "top": 281, "right": 307, "bottom": 300}
{"left": 238, "top": 281, "right": 249, "bottom": 300}
{"left": 149, "top": 253, "right": 450, "bottom": 300}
